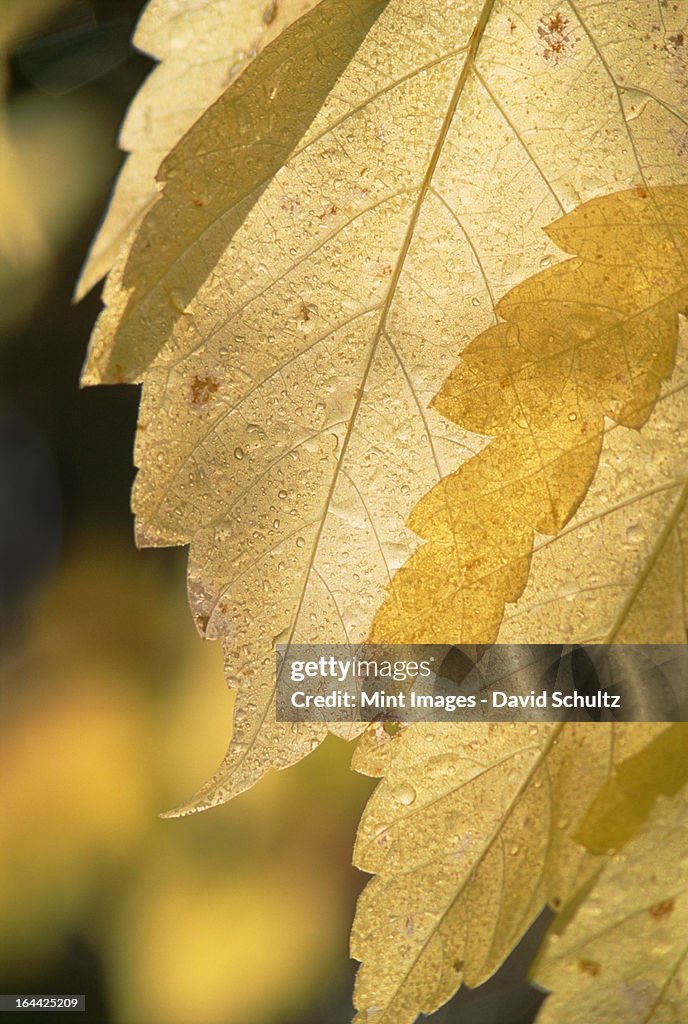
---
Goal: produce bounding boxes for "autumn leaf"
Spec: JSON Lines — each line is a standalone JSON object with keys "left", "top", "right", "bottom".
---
{"left": 82, "top": 0, "right": 687, "bottom": 825}
{"left": 350, "top": 721, "right": 672, "bottom": 1023}
{"left": 75, "top": 0, "right": 320, "bottom": 299}
{"left": 532, "top": 787, "right": 688, "bottom": 1024}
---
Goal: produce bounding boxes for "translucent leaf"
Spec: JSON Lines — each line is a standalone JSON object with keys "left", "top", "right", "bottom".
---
{"left": 75, "top": 0, "right": 321, "bottom": 299}
{"left": 81, "top": 0, "right": 687, "bottom": 817}
{"left": 350, "top": 721, "right": 668, "bottom": 1023}
{"left": 533, "top": 788, "right": 688, "bottom": 1024}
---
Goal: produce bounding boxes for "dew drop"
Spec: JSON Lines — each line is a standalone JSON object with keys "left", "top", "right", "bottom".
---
{"left": 234, "top": 447, "right": 245, "bottom": 460}
{"left": 568, "top": 412, "right": 577, "bottom": 421}
{"left": 392, "top": 784, "right": 416, "bottom": 806}
{"left": 471, "top": 297, "right": 480, "bottom": 307}
{"left": 278, "top": 489, "right": 288, "bottom": 500}
{"left": 296, "top": 536, "right": 306, "bottom": 548}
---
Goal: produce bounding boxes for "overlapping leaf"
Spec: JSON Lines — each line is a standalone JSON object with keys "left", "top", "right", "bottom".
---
{"left": 371, "top": 187, "right": 688, "bottom": 643}
{"left": 75, "top": 0, "right": 320, "bottom": 299}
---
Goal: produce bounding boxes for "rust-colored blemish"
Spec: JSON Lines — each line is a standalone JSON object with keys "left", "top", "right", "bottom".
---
{"left": 298, "top": 301, "right": 316, "bottom": 323}
{"left": 453, "top": 960, "right": 464, "bottom": 973}
{"left": 633, "top": 184, "right": 649, "bottom": 198}
{"left": 669, "top": 128, "right": 688, "bottom": 158}
{"left": 280, "top": 193, "right": 300, "bottom": 213}
{"left": 578, "top": 958, "right": 601, "bottom": 976}
{"left": 648, "top": 898, "right": 675, "bottom": 921}
{"left": 538, "top": 12, "right": 579, "bottom": 64}
{"left": 188, "top": 374, "right": 219, "bottom": 408}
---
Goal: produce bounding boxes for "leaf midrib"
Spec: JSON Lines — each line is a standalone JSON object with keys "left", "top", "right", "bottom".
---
{"left": 286, "top": 0, "right": 499, "bottom": 654}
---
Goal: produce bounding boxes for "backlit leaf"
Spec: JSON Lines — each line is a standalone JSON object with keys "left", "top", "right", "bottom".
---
{"left": 371, "top": 187, "right": 688, "bottom": 643}
{"left": 75, "top": 0, "right": 320, "bottom": 299}
{"left": 350, "top": 721, "right": 668, "bottom": 1023}
{"left": 82, "top": 0, "right": 687, "bottom": 819}
{"left": 532, "top": 787, "right": 688, "bottom": 1024}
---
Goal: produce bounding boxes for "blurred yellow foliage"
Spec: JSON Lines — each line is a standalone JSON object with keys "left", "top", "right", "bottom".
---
{"left": 0, "top": 536, "right": 372, "bottom": 1023}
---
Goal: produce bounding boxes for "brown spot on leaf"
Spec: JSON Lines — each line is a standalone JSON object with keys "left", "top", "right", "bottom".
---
{"left": 280, "top": 193, "right": 300, "bottom": 213}
{"left": 453, "top": 960, "right": 464, "bottom": 973}
{"left": 188, "top": 374, "right": 219, "bottom": 409}
{"left": 648, "top": 898, "right": 675, "bottom": 921}
{"left": 538, "top": 12, "right": 579, "bottom": 64}
{"left": 262, "top": 1, "right": 277, "bottom": 25}
{"left": 298, "top": 301, "right": 317, "bottom": 323}
{"left": 669, "top": 128, "right": 688, "bottom": 158}
{"left": 578, "top": 958, "right": 601, "bottom": 976}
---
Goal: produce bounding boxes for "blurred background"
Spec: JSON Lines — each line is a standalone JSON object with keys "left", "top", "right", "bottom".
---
{"left": 0, "top": 4, "right": 547, "bottom": 1022}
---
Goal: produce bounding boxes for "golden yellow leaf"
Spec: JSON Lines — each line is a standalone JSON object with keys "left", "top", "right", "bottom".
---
{"left": 75, "top": 0, "right": 320, "bottom": 300}
{"left": 371, "top": 187, "right": 688, "bottom": 644}
{"left": 350, "top": 721, "right": 668, "bottom": 1023}
{"left": 532, "top": 788, "right": 688, "bottom": 1024}
{"left": 574, "top": 722, "right": 688, "bottom": 852}
{"left": 82, "top": 0, "right": 687, "bottom": 819}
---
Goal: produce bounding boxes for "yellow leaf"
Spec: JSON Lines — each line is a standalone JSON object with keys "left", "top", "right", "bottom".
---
{"left": 350, "top": 721, "right": 667, "bottom": 1023}
{"left": 74, "top": 0, "right": 320, "bottom": 299}
{"left": 575, "top": 722, "right": 688, "bottom": 852}
{"left": 81, "top": 0, "right": 687, "bottom": 818}
{"left": 532, "top": 788, "right": 688, "bottom": 1024}
{"left": 371, "top": 187, "right": 688, "bottom": 644}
